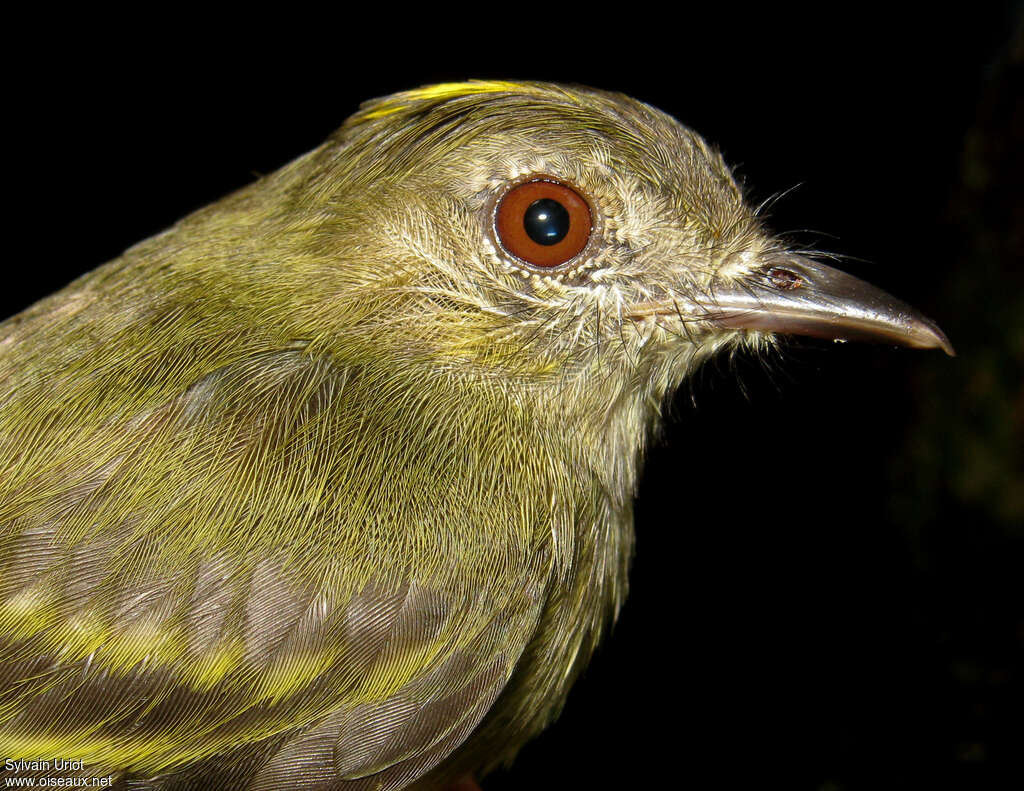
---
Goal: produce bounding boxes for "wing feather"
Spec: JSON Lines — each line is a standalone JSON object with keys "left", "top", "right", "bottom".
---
{"left": 0, "top": 347, "right": 549, "bottom": 789}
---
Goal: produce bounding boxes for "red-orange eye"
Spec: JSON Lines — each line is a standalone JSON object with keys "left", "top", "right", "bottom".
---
{"left": 494, "top": 179, "right": 592, "bottom": 268}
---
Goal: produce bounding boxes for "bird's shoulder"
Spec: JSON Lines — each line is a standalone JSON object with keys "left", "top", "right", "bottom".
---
{"left": 0, "top": 343, "right": 553, "bottom": 787}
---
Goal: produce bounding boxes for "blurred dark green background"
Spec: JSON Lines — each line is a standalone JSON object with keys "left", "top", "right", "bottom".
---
{"left": 5, "top": 7, "right": 1022, "bottom": 789}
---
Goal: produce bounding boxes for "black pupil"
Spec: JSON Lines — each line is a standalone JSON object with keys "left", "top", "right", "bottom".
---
{"left": 523, "top": 198, "right": 570, "bottom": 246}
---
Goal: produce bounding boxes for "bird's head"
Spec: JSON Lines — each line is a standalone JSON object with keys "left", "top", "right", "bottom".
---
{"left": 243, "top": 81, "right": 950, "bottom": 420}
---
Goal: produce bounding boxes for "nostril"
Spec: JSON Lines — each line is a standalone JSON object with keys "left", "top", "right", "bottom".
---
{"left": 767, "top": 267, "right": 803, "bottom": 290}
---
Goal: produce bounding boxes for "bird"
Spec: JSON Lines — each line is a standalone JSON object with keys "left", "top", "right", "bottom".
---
{"left": 0, "top": 81, "right": 952, "bottom": 790}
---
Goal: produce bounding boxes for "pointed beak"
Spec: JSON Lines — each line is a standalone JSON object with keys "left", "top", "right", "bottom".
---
{"left": 634, "top": 254, "right": 954, "bottom": 355}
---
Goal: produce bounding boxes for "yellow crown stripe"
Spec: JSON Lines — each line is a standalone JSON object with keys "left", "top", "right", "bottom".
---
{"left": 357, "top": 80, "right": 530, "bottom": 120}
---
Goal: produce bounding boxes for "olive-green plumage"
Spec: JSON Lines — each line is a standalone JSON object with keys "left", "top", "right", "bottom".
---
{"left": 0, "top": 81, "right": 949, "bottom": 789}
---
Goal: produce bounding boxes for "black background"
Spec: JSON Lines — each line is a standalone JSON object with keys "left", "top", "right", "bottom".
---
{"left": 5, "top": 8, "right": 1022, "bottom": 790}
